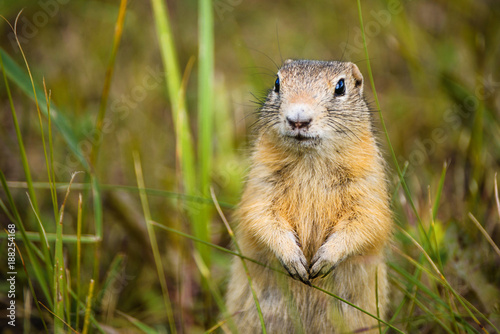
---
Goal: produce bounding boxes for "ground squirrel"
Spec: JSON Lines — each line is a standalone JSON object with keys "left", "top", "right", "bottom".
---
{"left": 225, "top": 59, "right": 392, "bottom": 333}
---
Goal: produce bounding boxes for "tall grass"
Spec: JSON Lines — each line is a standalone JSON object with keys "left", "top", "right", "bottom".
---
{"left": 1, "top": 0, "right": 499, "bottom": 333}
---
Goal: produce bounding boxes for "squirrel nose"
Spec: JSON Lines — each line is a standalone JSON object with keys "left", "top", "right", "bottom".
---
{"left": 287, "top": 116, "right": 312, "bottom": 130}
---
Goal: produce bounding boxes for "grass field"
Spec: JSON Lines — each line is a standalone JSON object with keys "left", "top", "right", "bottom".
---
{"left": 0, "top": 0, "right": 499, "bottom": 333}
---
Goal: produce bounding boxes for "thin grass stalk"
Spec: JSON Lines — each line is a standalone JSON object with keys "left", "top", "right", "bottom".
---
{"left": 23, "top": 288, "right": 32, "bottom": 334}
{"left": 116, "top": 310, "right": 158, "bottom": 334}
{"left": 0, "top": 48, "right": 40, "bottom": 215}
{"left": 67, "top": 287, "right": 107, "bottom": 334}
{"left": 429, "top": 165, "right": 462, "bottom": 333}
{"left": 13, "top": 236, "right": 49, "bottom": 333}
{"left": 54, "top": 172, "right": 79, "bottom": 332}
{"left": 389, "top": 264, "right": 485, "bottom": 333}
{"left": 468, "top": 213, "right": 500, "bottom": 258}
{"left": 6, "top": 180, "right": 236, "bottom": 208}
{"left": 375, "top": 267, "right": 382, "bottom": 334}
{"left": 150, "top": 220, "right": 274, "bottom": 269}
{"left": 0, "top": 170, "right": 51, "bottom": 304}
{"left": 90, "top": 0, "right": 128, "bottom": 166}
{"left": 393, "top": 261, "right": 483, "bottom": 333}
{"left": 0, "top": 44, "right": 39, "bottom": 217}
{"left": 211, "top": 188, "right": 264, "bottom": 333}
{"left": 355, "top": 0, "right": 432, "bottom": 253}
{"left": 390, "top": 278, "right": 455, "bottom": 334}
{"left": 8, "top": 14, "right": 62, "bottom": 283}
{"left": 76, "top": 193, "right": 83, "bottom": 329}
{"left": 133, "top": 151, "right": 177, "bottom": 334}
{"left": 432, "top": 162, "right": 448, "bottom": 220}
{"left": 26, "top": 194, "right": 50, "bottom": 253}
{"left": 94, "top": 254, "right": 125, "bottom": 308}
{"left": 495, "top": 173, "right": 500, "bottom": 219}
{"left": 42, "top": 79, "right": 59, "bottom": 222}
{"left": 0, "top": 198, "right": 16, "bottom": 222}
{"left": 397, "top": 225, "right": 493, "bottom": 332}
{"left": 82, "top": 279, "right": 95, "bottom": 334}
{"left": 193, "top": 252, "right": 238, "bottom": 333}
{"left": 0, "top": 231, "right": 101, "bottom": 243}
{"left": 406, "top": 258, "right": 424, "bottom": 333}
{"left": 381, "top": 290, "right": 408, "bottom": 334}
{"left": 197, "top": 0, "right": 215, "bottom": 267}
{"left": 87, "top": 0, "right": 127, "bottom": 290}
{"left": 204, "top": 318, "right": 231, "bottom": 334}
{"left": 0, "top": 47, "right": 88, "bottom": 169}
{"left": 91, "top": 175, "right": 103, "bottom": 279}
{"left": 64, "top": 269, "right": 72, "bottom": 328}
{"left": 312, "top": 284, "right": 405, "bottom": 334}
{"left": 39, "top": 301, "right": 79, "bottom": 334}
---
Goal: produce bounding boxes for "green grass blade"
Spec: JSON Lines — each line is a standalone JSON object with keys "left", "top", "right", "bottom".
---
{"left": 76, "top": 193, "right": 83, "bottom": 329}
{"left": 193, "top": 252, "right": 238, "bottom": 333}
{"left": 432, "top": 162, "right": 448, "bottom": 220}
{"left": 390, "top": 277, "right": 455, "bottom": 334}
{"left": 67, "top": 287, "right": 107, "bottom": 334}
{"left": 42, "top": 79, "right": 59, "bottom": 224}
{"left": 82, "top": 279, "right": 95, "bottom": 334}
{"left": 0, "top": 49, "right": 40, "bottom": 214}
{"left": 25, "top": 192, "right": 55, "bottom": 290}
{"left": 7, "top": 181, "right": 236, "bottom": 209}
{"left": 0, "top": 170, "right": 52, "bottom": 304}
{"left": 10, "top": 232, "right": 49, "bottom": 333}
{"left": 0, "top": 47, "right": 88, "bottom": 170}
{"left": 1, "top": 45, "right": 55, "bottom": 279}
{"left": 133, "top": 151, "right": 177, "bottom": 334}
{"left": 210, "top": 188, "right": 266, "bottom": 333}
{"left": 94, "top": 253, "right": 125, "bottom": 308}
{"left": 150, "top": 220, "right": 274, "bottom": 269}
{"left": 117, "top": 310, "right": 158, "bottom": 334}
{"left": 355, "top": 0, "right": 433, "bottom": 253}
{"left": 54, "top": 172, "right": 79, "bottom": 332}
{"left": 10, "top": 19, "right": 58, "bottom": 277}
{"left": 313, "top": 284, "right": 405, "bottom": 334}
{"left": 0, "top": 197, "right": 16, "bottom": 222}
{"left": 0, "top": 231, "right": 100, "bottom": 243}
{"left": 150, "top": 0, "right": 181, "bottom": 111}
{"left": 197, "top": 0, "right": 215, "bottom": 267}
{"left": 90, "top": 0, "right": 128, "bottom": 166}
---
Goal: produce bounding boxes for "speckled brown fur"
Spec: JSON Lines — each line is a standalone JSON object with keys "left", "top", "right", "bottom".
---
{"left": 226, "top": 60, "right": 392, "bottom": 333}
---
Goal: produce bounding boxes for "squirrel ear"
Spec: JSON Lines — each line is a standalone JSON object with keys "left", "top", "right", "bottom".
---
{"left": 350, "top": 63, "right": 364, "bottom": 91}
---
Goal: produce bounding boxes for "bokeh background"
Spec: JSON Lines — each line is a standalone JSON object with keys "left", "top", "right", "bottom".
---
{"left": 0, "top": 0, "right": 499, "bottom": 333}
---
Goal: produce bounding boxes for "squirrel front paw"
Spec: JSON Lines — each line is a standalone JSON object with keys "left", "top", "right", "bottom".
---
{"left": 309, "top": 235, "right": 346, "bottom": 279}
{"left": 275, "top": 232, "right": 311, "bottom": 286}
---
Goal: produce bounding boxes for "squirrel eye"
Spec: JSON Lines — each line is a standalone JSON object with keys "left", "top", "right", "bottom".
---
{"left": 334, "top": 78, "right": 345, "bottom": 96}
{"left": 274, "top": 77, "right": 280, "bottom": 93}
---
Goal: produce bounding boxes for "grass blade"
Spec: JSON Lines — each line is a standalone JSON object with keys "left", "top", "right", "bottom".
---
{"left": 0, "top": 170, "right": 51, "bottom": 304}
{"left": 82, "top": 279, "right": 95, "bottom": 334}
{"left": 90, "top": 0, "right": 128, "bottom": 166}
{"left": 133, "top": 151, "right": 177, "bottom": 334}
{"left": 197, "top": 0, "right": 215, "bottom": 266}
{"left": 53, "top": 171, "right": 80, "bottom": 332}
{"left": 11, "top": 234, "right": 49, "bottom": 333}
{"left": 76, "top": 193, "right": 83, "bottom": 329}
{"left": 211, "top": 188, "right": 267, "bottom": 333}
{"left": 117, "top": 310, "right": 158, "bottom": 334}
{"left": 468, "top": 213, "right": 500, "bottom": 258}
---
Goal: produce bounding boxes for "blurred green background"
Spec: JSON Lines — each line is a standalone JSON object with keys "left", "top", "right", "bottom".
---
{"left": 0, "top": 0, "right": 499, "bottom": 333}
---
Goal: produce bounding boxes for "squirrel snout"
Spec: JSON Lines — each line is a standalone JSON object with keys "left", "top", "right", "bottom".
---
{"left": 285, "top": 105, "right": 313, "bottom": 130}
{"left": 286, "top": 116, "right": 312, "bottom": 130}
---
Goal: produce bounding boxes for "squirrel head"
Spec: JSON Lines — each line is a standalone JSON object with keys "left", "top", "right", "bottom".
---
{"left": 258, "top": 60, "right": 373, "bottom": 152}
